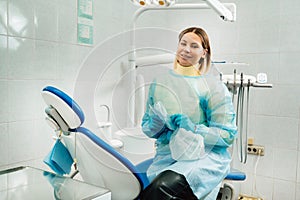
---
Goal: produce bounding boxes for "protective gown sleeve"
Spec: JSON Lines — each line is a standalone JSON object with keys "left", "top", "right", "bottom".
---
{"left": 195, "top": 80, "right": 237, "bottom": 148}
{"left": 141, "top": 81, "right": 166, "bottom": 139}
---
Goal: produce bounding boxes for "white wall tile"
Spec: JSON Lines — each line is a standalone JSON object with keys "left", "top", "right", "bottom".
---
{"left": 280, "top": 0, "right": 300, "bottom": 17}
{"left": 298, "top": 113, "right": 300, "bottom": 152}
{"left": 0, "top": 123, "right": 9, "bottom": 166}
{"left": 279, "top": 15, "right": 300, "bottom": 52}
{"left": 0, "top": 81, "right": 8, "bottom": 123}
{"left": 273, "top": 117, "right": 298, "bottom": 150}
{"left": 256, "top": 19, "right": 280, "bottom": 53}
{"left": 273, "top": 148, "right": 297, "bottom": 181}
{"left": 8, "top": 121, "right": 37, "bottom": 163}
{"left": 273, "top": 179, "right": 296, "bottom": 200}
{"left": 251, "top": 85, "right": 281, "bottom": 116}
{"left": 296, "top": 183, "right": 300, "bottom": 200}
{"left": 57, "top": 1, "right": 77, "bottom": 44}
{"left": 251, "top": 115, "right": 275, "bottom": 146}
{"left": 8, "top": 37, "right": 34, "bottom": 79}
{"left": 297, "top": 151, "right": 300, "bottom": 183}
{"left": 0, "top": 35, "right": 7, "bottom": 79}
{"left": 279, "top": 52, "right": 300, "bottom": 85}
{"left": 34, "top": 1, "right": 58, "bottom": 41}
{"left": 214, "top": 24, "right": 239, "bottom": 56}
{"left": 8, "top": 81, "right": 46, "bottom": 122}
{"left": 8, "top": 37, "right": 58, "bottom": 80}
{"left": 254, "top": 115, "right": 298, "bottom": 150}
{"left": 237, "top": 22, "right": 259, "bottom": 54}
{"left": 277, "top": 85, "right": 300, "bottom": 118}
{"left": 0, "top": 0, "right": 7, "bottom": 35}
{"left": 8, "top": 0, "right": 35, "bottom": 38}
{"left": 33, "top": 40, "right": 58, "bottom": 80}
{"left": 251, "top": 176, "right": 273, "bottom": 200}
{"left": 93, "top": 0, "right": 130, "bottom": 45}
{"left": 235, "top": 0, "right": 259, "bottom": 24}
{"left": 57, "top": 43, "right": 90, "bottom": 81}
{"left": 257, "top": 0, "right": 280, "bottom": 21}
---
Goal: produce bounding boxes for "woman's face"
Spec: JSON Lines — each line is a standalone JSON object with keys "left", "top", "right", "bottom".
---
{"left": 176, "top": 32, "right": 206, "bottom": 67}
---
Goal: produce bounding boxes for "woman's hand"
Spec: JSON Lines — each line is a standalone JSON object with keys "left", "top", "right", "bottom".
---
{"left": 170, "top": 114, "right": 195, "bottom": 132}
{"left": 142, "top": 112, "right": 166, "bottom": 139}
{"left": 150, "top": 114, "right": 166, "bottom": 133}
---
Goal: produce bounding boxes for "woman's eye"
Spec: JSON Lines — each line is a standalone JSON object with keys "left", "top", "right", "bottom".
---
{"left": 180, "top": 42, "right": 186, "bottom": 46}
{"left": 191, "top": 45, "right": 199, "bottom": 48}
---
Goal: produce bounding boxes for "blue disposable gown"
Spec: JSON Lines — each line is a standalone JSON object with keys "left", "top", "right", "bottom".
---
{"left": 141, "top": 69, "right": 237, "bottom": 199}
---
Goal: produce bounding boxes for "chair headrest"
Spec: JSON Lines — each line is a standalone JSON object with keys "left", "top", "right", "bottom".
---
{"left": 42, "top": 86, "right": 85, "bottom": 129}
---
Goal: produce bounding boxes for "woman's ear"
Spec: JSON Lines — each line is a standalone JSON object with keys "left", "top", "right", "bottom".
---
{"left": 201, "top": 49, "right": 208, "bottom": 58}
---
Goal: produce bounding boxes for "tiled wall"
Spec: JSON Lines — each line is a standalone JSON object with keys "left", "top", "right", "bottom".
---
{"left": 0, "top": 0, "right": 136, "bottom": 170}
{"left": 229, "top": 1, "right": 300, "bottom": 199}
{"left": 0, "top": 0, "right": 300, "bottom": 199}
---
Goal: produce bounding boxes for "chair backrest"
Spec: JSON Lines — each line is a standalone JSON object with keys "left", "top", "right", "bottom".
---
{"left": 42, "top": 86, "right": 149, "bottom": 200}
{"left": 63, "top": 127, "right": 148, "bottom": 200}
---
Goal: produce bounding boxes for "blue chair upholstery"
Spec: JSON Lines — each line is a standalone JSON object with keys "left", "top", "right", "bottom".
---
{"left": 43, "top": 86, "right": 85, "bottom": 124}
{"left": 136, "top": 158, "right": 246, "bottom": 182}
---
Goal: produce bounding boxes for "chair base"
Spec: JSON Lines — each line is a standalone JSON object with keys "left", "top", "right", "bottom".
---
{"left": 217, "top": 182, "right": 234, "bottom": 200}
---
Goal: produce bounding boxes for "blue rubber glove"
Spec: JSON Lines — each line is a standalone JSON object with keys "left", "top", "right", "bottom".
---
{"left": 142, "top": 113, "right": 166, "bottom": 138}
{"left": 170, "top": 114, "right": 195, "bottom": 132}
{"left": 156, "top": 127, "right": 174, "bottom": 144}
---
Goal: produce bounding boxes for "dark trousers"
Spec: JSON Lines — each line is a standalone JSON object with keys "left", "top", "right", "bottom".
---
{"left": 140, "top": 170, "right": 198, "bottom": 200}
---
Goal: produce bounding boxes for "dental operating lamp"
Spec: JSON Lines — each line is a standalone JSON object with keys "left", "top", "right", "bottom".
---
{"left": 204, "top": 0, "right": 236, "bottom": 22}
{"left": 131, "top": 0, "right": 236, "bottom": 22}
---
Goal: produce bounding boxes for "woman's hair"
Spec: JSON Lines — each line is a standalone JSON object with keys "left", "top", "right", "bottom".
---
{"left": 178, "top": 27, "right": 211, "bottom": 73}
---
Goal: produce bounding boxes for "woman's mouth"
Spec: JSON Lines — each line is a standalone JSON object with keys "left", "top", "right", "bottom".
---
{"left": 180, "top": 54, "right": 192, "bottom": 60}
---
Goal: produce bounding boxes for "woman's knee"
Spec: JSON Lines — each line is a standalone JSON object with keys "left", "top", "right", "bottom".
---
{"left": 140, "top": 170, "right": 197, "bottom": 200}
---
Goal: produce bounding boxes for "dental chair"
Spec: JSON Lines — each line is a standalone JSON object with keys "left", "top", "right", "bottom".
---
{"left": 42, "top": 86, "right": 150, "bottom": 200}
{"left": 42, "top": 85, "right": 245, "bottom": 200}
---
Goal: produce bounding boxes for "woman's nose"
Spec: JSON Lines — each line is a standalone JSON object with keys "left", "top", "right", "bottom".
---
{"left": 184, "top": 46, "right": 190, "bottom": 52}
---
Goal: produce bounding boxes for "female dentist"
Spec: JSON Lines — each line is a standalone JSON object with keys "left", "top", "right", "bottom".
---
{"left": 140, "top": 27, "right": 237, "bottom": 199}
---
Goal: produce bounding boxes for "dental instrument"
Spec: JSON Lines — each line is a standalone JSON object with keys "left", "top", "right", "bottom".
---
{"left": 244, "top": 79, "right": 251, "bottom": 162}
{"left": 235, "top": 73, "right": 241, "bottom": 162}
{"left": 234, "top": 73, "right": 251, "bottom": 164}
{"left": 222, "top": 67, "right": 272, "bottom": 164}
{"left": 233, "top": 69, "right": 237, "bottom": 101}
{"left": 236, "top": 73, "right": 248, "bottom": 164}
